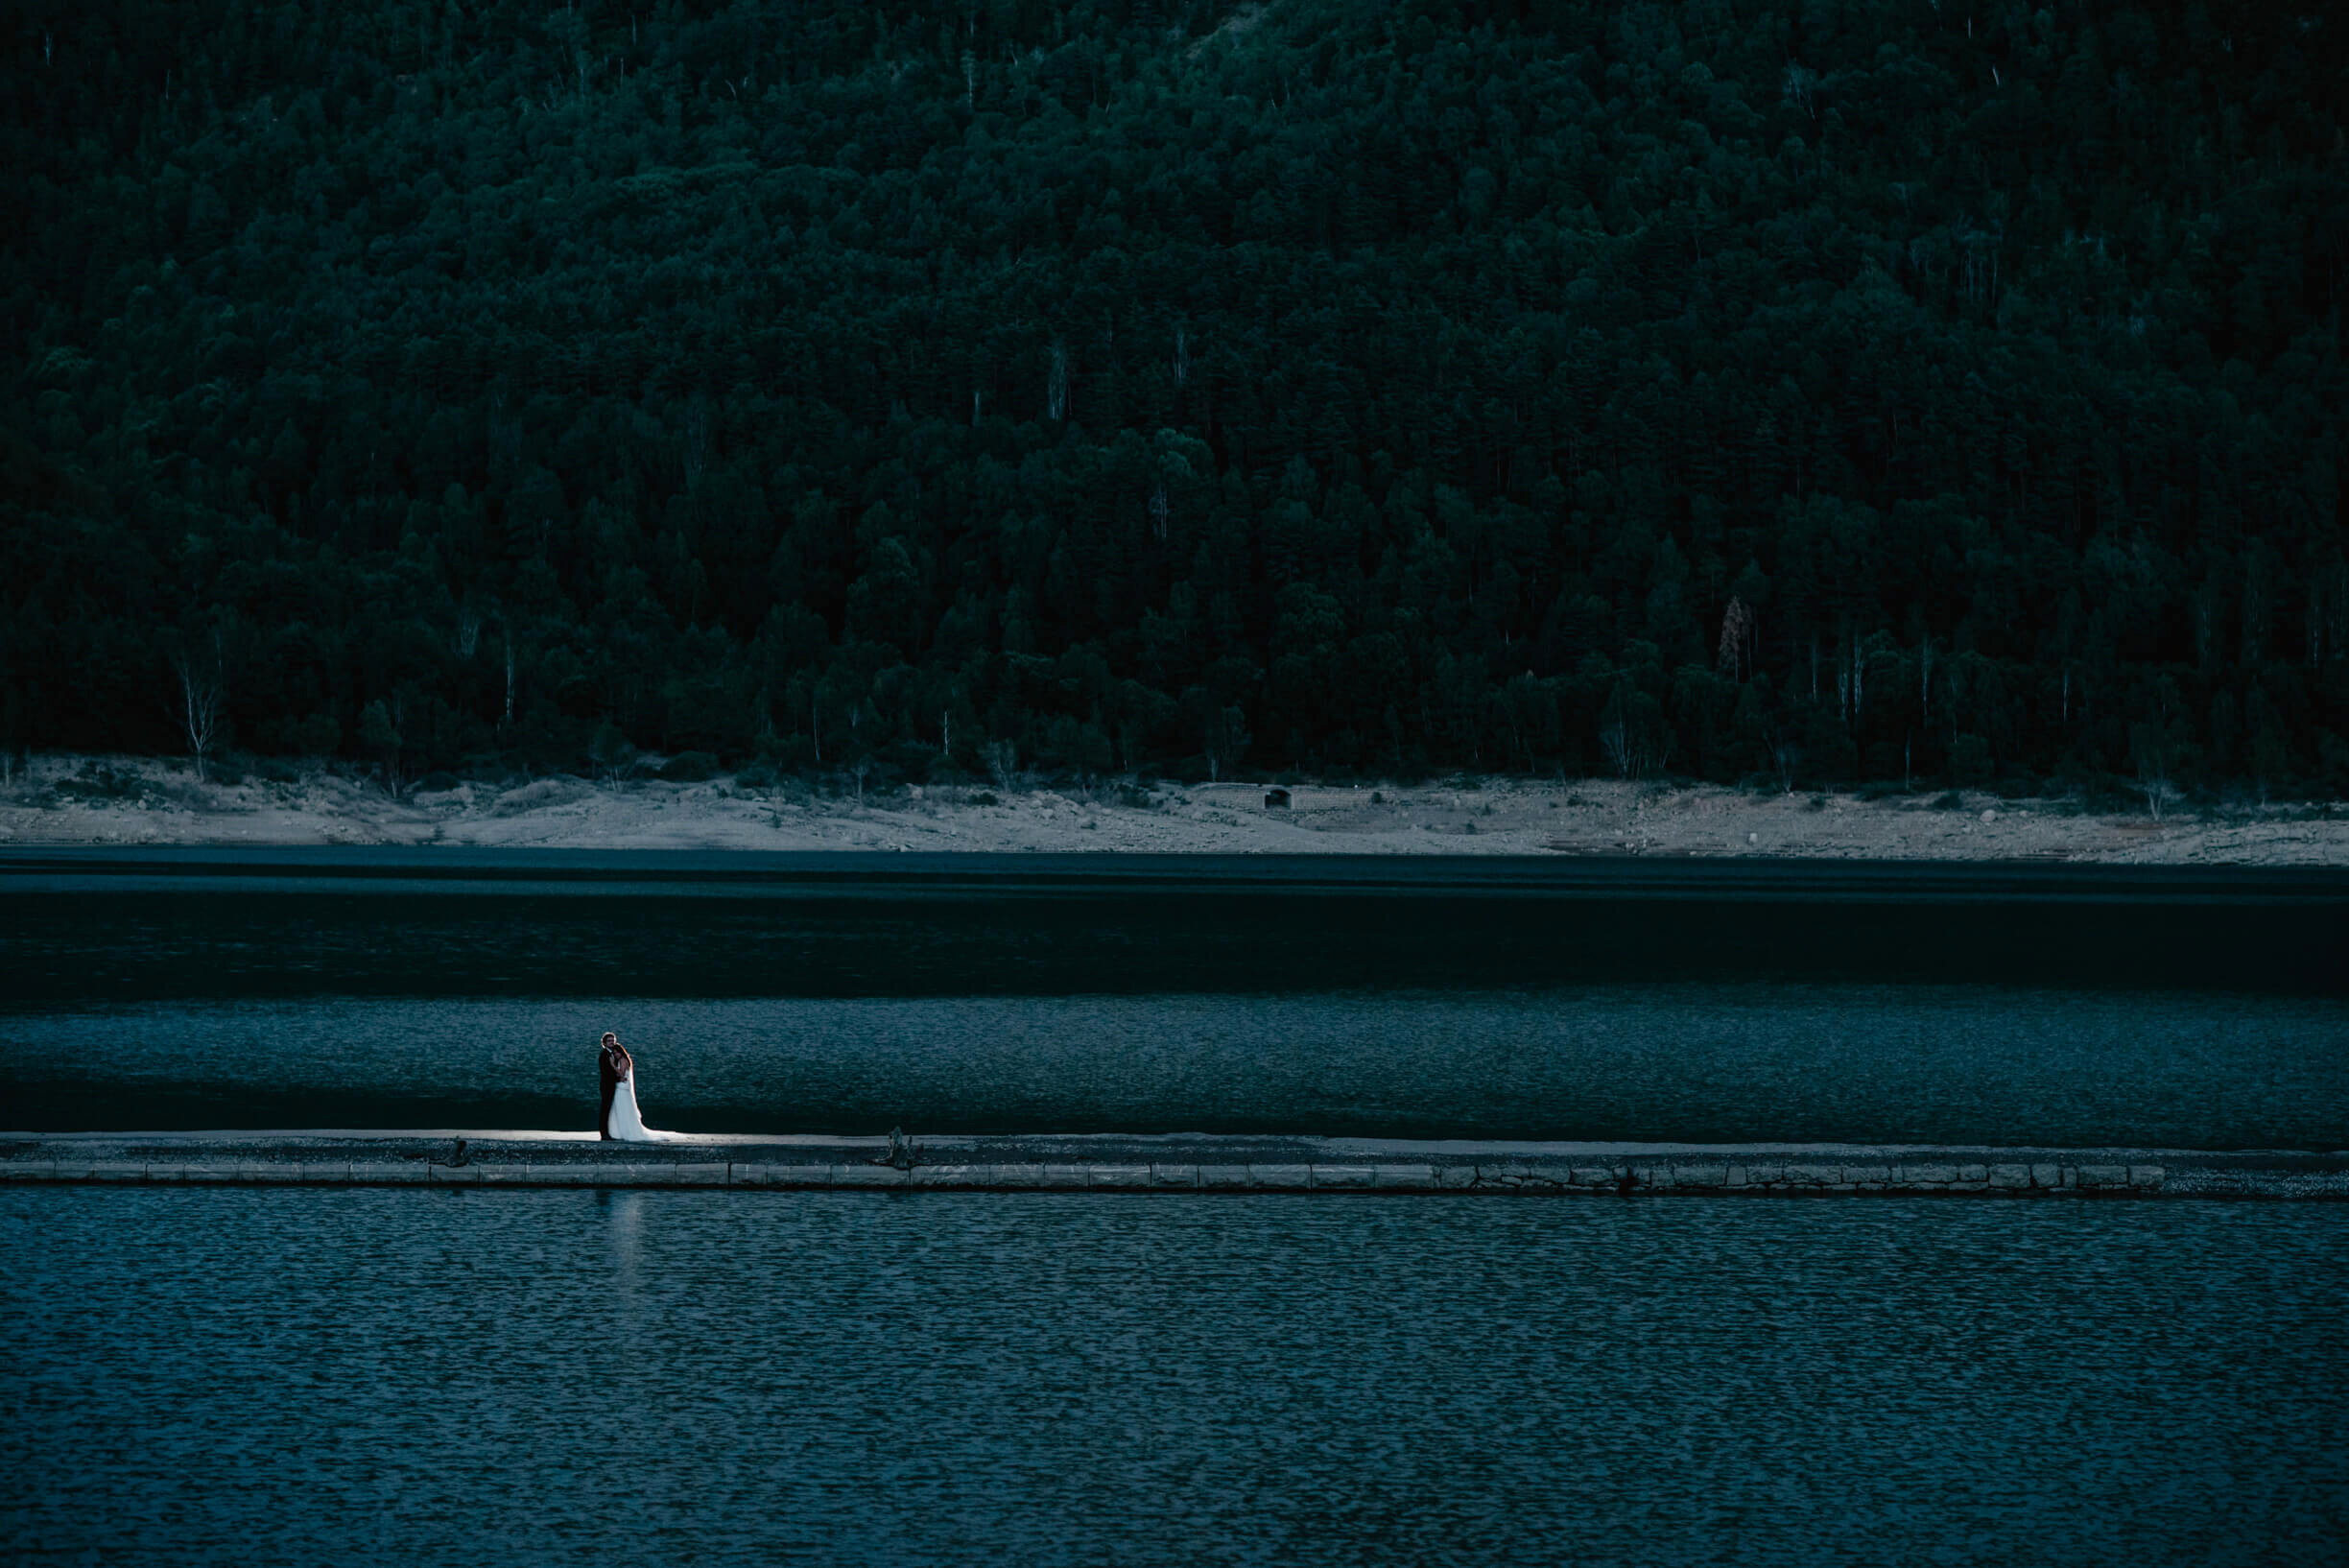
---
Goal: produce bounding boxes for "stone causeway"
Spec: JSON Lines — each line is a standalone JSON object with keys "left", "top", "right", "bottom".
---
{"left": 6, "top": 1135, "right": 2344, "bottom": 1200}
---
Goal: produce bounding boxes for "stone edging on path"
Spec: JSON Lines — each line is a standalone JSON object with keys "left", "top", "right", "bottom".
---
{"left": 9, "top": 1147, "right": 2347, "bottom": 1199}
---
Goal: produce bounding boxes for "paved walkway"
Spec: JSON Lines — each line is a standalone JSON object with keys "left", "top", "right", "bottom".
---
{"left": 8, "top": 1133, "right": 2344, "bottom": 1198}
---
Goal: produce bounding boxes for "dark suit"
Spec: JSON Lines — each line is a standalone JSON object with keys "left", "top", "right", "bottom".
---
{"left": 598, "top": 1045, "right": 624, "bottom": 1139}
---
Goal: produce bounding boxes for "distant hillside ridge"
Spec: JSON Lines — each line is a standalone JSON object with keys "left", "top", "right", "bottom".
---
{"left": 4, "top": 0, "right": 2344, "bottom": 797}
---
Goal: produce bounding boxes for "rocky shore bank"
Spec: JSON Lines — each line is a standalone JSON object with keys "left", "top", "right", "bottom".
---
{"left": 3, "top": 753, "right": 2346, "bottom": 863}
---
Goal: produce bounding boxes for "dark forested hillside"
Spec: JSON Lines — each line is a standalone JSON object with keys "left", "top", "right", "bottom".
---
{"left": 5, "top": 0, "right": 2345, "bottom": 796}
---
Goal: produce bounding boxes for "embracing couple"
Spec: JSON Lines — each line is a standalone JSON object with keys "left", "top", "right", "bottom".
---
{"left": 597, "top": 1032, "right": 677, "bottom": 1142}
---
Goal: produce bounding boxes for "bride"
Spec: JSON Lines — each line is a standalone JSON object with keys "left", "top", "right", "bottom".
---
{"left": 598, "top": 1032, "right": 678, "bottom": 1142}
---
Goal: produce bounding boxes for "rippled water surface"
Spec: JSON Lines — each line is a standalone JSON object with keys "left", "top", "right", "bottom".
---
{"left": 8, "top": 987, "right": 2344, "bottom": 1146}
{"left": 4, "top": 1190, "right": 2341, "bottom": 1566}
{"left": 8, "top": 856, "right": 2343, "bottom": 1144}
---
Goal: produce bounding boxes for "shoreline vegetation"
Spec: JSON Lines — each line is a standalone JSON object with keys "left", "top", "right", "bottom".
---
{"left": 5, "top": 752, "right": 2342, "bottom": 863}
{"left": 7, "top": 4, "right": 2347, "bottom": 813}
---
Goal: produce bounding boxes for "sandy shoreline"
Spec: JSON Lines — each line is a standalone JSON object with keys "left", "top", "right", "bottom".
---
{"left": 3, "top": 753, "right": 2344, "bottom": 864}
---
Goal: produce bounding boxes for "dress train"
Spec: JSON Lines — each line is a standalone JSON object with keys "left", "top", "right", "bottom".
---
{"left": 605, "top": 1069, "right": 677, "bottom": 1143}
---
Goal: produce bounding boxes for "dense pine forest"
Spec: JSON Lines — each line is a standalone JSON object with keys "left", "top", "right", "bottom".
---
{"left": 5, "top": 1, "right": 2345, "bottom": 797}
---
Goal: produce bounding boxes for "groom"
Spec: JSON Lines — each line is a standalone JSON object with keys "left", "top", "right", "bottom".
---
{"left": 596, "top": 1032, "right": 629, "bottom": 1141}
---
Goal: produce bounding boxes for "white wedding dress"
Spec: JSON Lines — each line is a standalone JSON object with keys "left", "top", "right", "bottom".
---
{"left": 605, "top": 1065, "right": 678, "bottom": 1143}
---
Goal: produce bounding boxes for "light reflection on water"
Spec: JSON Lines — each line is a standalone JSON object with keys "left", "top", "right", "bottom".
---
{"left": 5, "top": 986, "right": 2343, "bottom": 1146}
{"left": 3, "top": 1189, "right": 2342, "bottom": 1566}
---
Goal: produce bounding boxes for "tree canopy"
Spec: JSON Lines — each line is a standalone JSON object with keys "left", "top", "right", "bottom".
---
{"left": 4, "top": 0, "right": 2344, "bottom": 796}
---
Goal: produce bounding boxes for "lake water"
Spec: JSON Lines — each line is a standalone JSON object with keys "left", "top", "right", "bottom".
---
{"left": 6, "top": 852, "right": 2344, "bottom": 1562}
{"left": 5, "top": 852, "right": 2345, "bottom": 1145}
{"left": 8, "top": 987, "right": 2347, "bottom": 1147}
{"left": 5, "top": 1188, "right": 2342, "bottom": 1566}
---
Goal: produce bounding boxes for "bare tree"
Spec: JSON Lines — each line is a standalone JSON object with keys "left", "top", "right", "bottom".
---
{"left": 590, "top": 721, "right": 638, "bottom": 785}
{"left": 982, "top": 738, "right": 1017, "bottom": 792}
{"left": 1773, "top": 741, "right": 1800, "bottom": 795}
{"left": 1781, "top": 62, "right": 1818, "bottom": 119}
{"left": 2131, "top": 722, "right": 2181, "bottom": 821}
{"left": 172, "top": 645, "right": 225, "bottom": 782}
{"left": 2134, "top": 750, "right": 2179, "bottom": 820}
{"left": 1600, "top": 705, "right": 1634, "bottom": 779}
{"left": 1717, "top": 597, "right": 1753, "bottom": 679}
{"left": 1598, "top": 681, "right": 1667, "bottom": 780}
